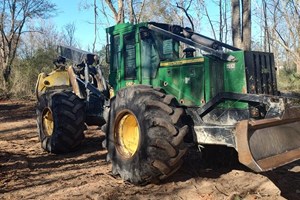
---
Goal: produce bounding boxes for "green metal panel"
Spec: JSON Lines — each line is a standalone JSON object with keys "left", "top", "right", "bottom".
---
{"left": 107, "top": 22, "right": 248, "bottom": 109}
{"left": 224, "top": 51, "right": 247, "bottom": 93}
{"left": 181, "top": 64, "right": 205, "bottom": 105}
{"left": 223, "top": 51, "right": 248, "bottom": 109}
{"left": 204, "top": 57, "right": 211, "bottom": 103}
{"left": 158, "top": 66, "right": 182, "bottom": 99}
{"left": 155, "top": 57, "right": 205, "bottom": 106}
{"left": 202, "top": 51, "right": 248, "bottom": 109}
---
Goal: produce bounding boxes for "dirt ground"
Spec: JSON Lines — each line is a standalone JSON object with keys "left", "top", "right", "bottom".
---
{"left": 0, "top": 99, "right": 299, "bottom": 200}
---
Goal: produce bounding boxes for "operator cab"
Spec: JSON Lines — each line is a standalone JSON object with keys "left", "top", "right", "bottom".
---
{"left": 105, "top": 22, "right": 237, "bottom": 102}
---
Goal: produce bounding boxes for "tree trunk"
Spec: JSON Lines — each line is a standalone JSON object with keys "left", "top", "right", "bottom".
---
{"left": 224, "top": 0, "right": 228, "bottom": 44}
{"left": 117, "top": 0, "right": 124, "bottom": 23}
{"left": 219, "top": 0, "right": 222, "bottom": 42}
{"left": 0, "top": 61, "right": 10, "bottom": 91}
{"left": 296, "top": 59, "right": 300, "bottom": 74}
{"left": 242, "top": 0, "right": 251, "bottom": 50}
{"left": 231, "top": 0, "right": 251, "bottom": 50}
{"left": 93, "top": 0, "right": 97, "bottom": 52}
{"left": 0, "top": 0, "right": 56, "bottom": 93}
{"left": 231, "top": 0, "right": 242, "bottom": 48}
{"left": 127, "top": 0, "right": 135, "bottom": 23}
{"left": 104, "top": 0, "right": 124, "bottom": 24}
{"left": 0, "top": 48, "right": 11, "bottom": 91}
{"left": 262, "top": 0, "right": 270, "bottom": 52}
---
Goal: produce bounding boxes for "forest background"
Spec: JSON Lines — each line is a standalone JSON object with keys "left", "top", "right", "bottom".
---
{"left": 0, "top": 0, "right": 299, "bottom": 99}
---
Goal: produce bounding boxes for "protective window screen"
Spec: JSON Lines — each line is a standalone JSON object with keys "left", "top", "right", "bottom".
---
{"left": 141, "top": 37, "right": 160, "bottom": 78}
{"left": 124, "top": 33, "right": 136, "bottom": 79}
{"left": 112, "top": 35, "right": 120, "bottom": 72}
{"left": 152, "top": 31, "right": 179, "bottom": 61}
{"left": 163, "top": 39, "right": 173, "bottom": 56}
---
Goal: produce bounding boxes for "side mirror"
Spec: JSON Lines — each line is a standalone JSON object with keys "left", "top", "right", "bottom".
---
{"left": 106, "top": 44, "right": 110, "bottom": 64}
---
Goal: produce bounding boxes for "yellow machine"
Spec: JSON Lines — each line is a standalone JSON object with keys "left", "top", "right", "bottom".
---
{"left": 36, "top": 54, "right": 108, "bottom": 153}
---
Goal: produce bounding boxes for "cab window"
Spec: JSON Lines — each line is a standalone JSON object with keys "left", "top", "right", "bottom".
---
{"left": 124, "top": 33, "right": 136, "bottom": 79}
{"left": 112, "top": 35, "right": 120, "bottom": 72}
{"left": 140, "top": 29, "right": 160, "bottom": 78}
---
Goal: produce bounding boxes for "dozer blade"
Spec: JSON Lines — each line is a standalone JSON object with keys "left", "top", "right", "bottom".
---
{"left": 235, "top": 107, "right": 300, "bottom": 172}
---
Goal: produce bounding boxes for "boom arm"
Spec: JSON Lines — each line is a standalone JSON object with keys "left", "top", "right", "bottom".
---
{"left": 148, "top": 23, "right": 239, "bottom": 61}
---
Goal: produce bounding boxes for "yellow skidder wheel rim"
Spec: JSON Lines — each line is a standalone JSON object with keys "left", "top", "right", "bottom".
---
{"left": 42, "top": 108, "right": 54, "bottom": 137}
{"left": 115, "top": 111, "right": 140, "bottom": 159}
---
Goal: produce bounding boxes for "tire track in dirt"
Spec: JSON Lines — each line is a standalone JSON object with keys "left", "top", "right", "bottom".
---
{"left": 0, "top": 99, "right": 299, "bottom": 199}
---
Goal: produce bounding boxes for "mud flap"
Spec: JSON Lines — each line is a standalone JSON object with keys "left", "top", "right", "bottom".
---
{"left": 235, "top": 108, "right": 300, "bottom": 172}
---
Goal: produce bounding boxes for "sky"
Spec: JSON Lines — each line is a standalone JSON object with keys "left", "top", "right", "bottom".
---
{"left": 50, "top": 0, "right": 108, "bottom": 51}
{"left": 50, "top": 0, "right": 219, "bottom": 51}
{"left": 49, "top": 0, "right": 263, "bottom": 52}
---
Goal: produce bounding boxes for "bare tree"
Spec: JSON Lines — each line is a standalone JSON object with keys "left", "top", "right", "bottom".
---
{"left": 262, "top": 0, "right": 270, "bottom": 52}
{"left": 242, "top": 0, "right": 251, "bottom": 50}
{"left": 0, "top": 0, "right": 56, "bottom": 91}
{"left": 93, "top": 0, "right": 97, "bottom": 52}
{"left": 104, "top": 0, "right": 124, "bottom": 23}
{"left": 266, "top": 0, "right": 300, "bottom": 74}
{"left": 231, "top": 0, "right": 251, "bottom": 50}
{"left": 219, "top": 0, "right": 223, "bottom": 41}
{"left": 140, "top": 0, "right": 175, "bottom": 24}
{"left": 63, "top": 22, "right": 77, "bottom": 47}
{"left": 196, "top": 0, "right": 230, "bottom": 43}
{"left": 101, "top": 0, "right": 177, "bottom": 25}
{"left": 231, "top": 0, "right": 241, "bottom": 48}
{"left": 213, "top": 0, "right": 230, "bottom": 43}
{"left": 12, "top": 20, "right": 63, "bottom": 96}
{"left": 19, "top": 19, "right": 63, "bottom": 59}
{"left": 221, "top": 0, "right": 230, "bottom": 44}
{"left": 200, "top": 0, "right": 217, "bottom": 40}
{"left": 135, "top": 0, "right": 145, "bottom": 23}
{"left": 176, "top": 0, "right": 194, "bottom": 31}
{"left": 126, "top": 0, "right": 135, "bottom": 23}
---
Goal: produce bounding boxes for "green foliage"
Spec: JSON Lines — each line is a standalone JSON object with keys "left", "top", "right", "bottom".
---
{"left": 10, "top": 47, "right": 57, "bottom": 98}
{"left": 277, "top": 68, "right": 300, "bottom": 92}
{"left": 6, "top": 45, "right": 108, "bottom": 99}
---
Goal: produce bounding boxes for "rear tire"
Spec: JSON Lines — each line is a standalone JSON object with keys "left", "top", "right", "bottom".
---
{"left": 107, "top": 85, "right": 188, "bottom": 184}
{"left": 36, "top": 91, "right": 85, "bottom": 153}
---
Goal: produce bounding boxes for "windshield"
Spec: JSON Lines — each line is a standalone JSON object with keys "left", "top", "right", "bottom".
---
{"left": 140, "top": 29, "right": 179, "bottom": 62}
{"left": 151, "top": 30, "right": 179, "bottom": 61}
{"left": 140, "top": 28, "right": 180, "bottom": 78}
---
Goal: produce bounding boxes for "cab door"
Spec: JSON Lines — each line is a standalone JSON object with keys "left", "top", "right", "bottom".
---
{"left": 109, "top": 34, "right": 120, "bottom": 90}
{"left": 121, "top": 32, "right": 138, "bottom": 88}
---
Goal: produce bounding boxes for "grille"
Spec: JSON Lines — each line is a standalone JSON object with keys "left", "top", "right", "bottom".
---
{"left": 244, "top": 51, "right": 278, "bottom": 95}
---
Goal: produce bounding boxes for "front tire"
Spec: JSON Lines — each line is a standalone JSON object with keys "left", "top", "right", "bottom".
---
{"left": 36, "top": 91, "right": 85, "bottom": 153}
{"left": 107, "top": 85, "right": 188, "bottom": 184}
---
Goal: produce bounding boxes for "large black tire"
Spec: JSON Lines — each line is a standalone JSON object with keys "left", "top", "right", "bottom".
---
{"left": 36, "top": 90, "right": 85, "bottom": 153}
{"left": 107, "top": 85, "right": 189, "bottom": 184}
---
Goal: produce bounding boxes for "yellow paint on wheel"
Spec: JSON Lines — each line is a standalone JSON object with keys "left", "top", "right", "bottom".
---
{"left": 115, "top": 111, "right": 140, "bottom": 158}
{"left": 42, "top": 108, "right": 54, "bottom": 137}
